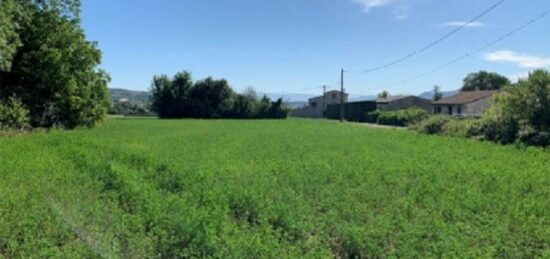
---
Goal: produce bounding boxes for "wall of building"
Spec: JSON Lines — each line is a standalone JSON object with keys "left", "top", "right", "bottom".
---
{"left": 432, "top": 97, "right": 492, "bottom": 116}
{"left": 378, "top": 96, "right": 432, "bottom": 111}
{"left": 290, "top": 106, "right": 323, "bottom": 118}
{"left": 465, "top": 97, "right": 493, "bottom": 116}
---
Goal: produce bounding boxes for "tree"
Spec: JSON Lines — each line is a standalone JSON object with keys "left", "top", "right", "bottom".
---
{"left": 150, "top": 72, "right": 193, "bottom": 118}
{"left": 462, "top": 71, "right": 510, "bottom": 91}
{"left": 0, "top": 0, "right": 24, "bottom": 72}
{"left": 378, "top": 91, "right": 389, "bottom": 99}
{"left": 479, "top": 69, "right": 550, "bottom": 146}
{"left": 190, "top": 77, "right": 234, "bottom": 118}
{"left": 433, "top": 85, "right": 443, "bottom": 101}
{"left": 0, "top": 1, "right": 110, "bottom": 128}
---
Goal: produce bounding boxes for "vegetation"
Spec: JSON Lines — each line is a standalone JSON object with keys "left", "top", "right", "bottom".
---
{"left": 150, "top": 71, "right": 289, "bottom": 119}
{"left": 108, "top": 101, "right": 152, "bottom": 117}
{"left": 367, "top": 107, "right": 429, "bottom": 127}
{"left": 433, "top": 85, "right": 443, "bottom": 101}
{"left": 0, "top": 96, "right": 29, "bottom": 130}
{"left": 412, "top": 69, "right": 550, "bottom": 147}
{"left": 377, "top": 90, "right": 389, "bottom": 99}
{"left": 0, "top": 118, "right": 548, "bottom": 257}
{"left": 0, "top": 0, "right": 110, "bottom": 129}
{"left": 462, "top": 70, "right": 510, "bottom": 91}
{"left": 476, "top": 69, "right": 550, "bottom": 146}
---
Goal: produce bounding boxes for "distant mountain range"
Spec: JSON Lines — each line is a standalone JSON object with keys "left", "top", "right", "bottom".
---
{"left": 109, "top": 88, "right": 150, "bottom": 104}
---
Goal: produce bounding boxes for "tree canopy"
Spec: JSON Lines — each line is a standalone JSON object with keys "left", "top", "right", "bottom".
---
{"left": 0, "top": 0, "right": 109, "bottom": 129}
{"left": 480, "top": 69, "right": 550, "bottom": 146}
{"left": 462, "top": 71, "right": 510, "bottom": 91}
{"left": 150, "top": 71, "right": 289, "bottom": 119}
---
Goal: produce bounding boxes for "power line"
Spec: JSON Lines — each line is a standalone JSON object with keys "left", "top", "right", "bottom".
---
{"left": 362, "top": 0, "right": 506, "bottom": 74}
{"left": 382, "top": 8, "right": 550, "bottom": 89}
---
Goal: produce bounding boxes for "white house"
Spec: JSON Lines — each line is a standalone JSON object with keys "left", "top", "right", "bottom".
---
{"left": 432, "top": 90, "right": 498, "bottom": 116}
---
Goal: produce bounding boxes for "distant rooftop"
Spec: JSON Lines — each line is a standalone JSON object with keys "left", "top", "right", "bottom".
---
{"left": 433, "top": 90, "right": 498, "bottom": 105}
{"left": 376, "top": 95, "right": 408, "bottom": 103}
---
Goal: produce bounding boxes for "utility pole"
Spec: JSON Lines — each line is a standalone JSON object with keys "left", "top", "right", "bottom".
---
{"left": 340, "top": 69, "right": 345, "bottom": 123}
{"left": 322, "top": 85, "right": 327, "bottom": 117}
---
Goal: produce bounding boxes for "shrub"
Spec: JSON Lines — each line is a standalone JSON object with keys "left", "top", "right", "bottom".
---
{"left": 0, "top": 96, "right": 30, "bottom": 130}
{"left": 441, "top": 118, "right": 478, "bottom": 138}
{"left": 475, "top": 69, "right": 550, "bottom": 146}
{"left": 365, "top": 111, "right": 380, "bottom": 123}
{"left": 376, "top": 108, "right": 429, "bottom": 127}
{"left": 410, "top": 115, "right": 451, "bottom": 135}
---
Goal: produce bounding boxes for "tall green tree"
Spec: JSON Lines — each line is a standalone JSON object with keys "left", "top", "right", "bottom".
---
{"left": 462, "top": 71, "right": 510, "bottom": 91}
{"left": 190, "top": 77, "right": 234, "bottom": 118}
{"left": 0, "top": 0, "right": 110, "bottom": 128}
{"left": 150, "top": 72, "right": 193, "bottom": 118}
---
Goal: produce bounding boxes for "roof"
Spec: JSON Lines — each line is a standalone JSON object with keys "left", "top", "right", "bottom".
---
{"left": 376, "top": 95, "right": 408, "bottom": 103}
{"left": 432, "top": 90, "right": 498, "bottom": 105}
{"left": 309, "top": 91, "right": 348, "bottom": 102}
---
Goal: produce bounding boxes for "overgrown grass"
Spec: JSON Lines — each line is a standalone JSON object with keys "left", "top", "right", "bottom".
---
{"left": 0, "top": 118, "right": 549, "bottom": 258}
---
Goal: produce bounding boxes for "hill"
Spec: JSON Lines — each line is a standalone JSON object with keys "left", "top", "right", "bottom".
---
{"left": 109, "top": 88, "right": 150, "bottom": 104}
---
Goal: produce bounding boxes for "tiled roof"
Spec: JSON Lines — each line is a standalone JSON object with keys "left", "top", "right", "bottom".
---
{"left": 433, "top": 90, "right": 498, "bottom": 105}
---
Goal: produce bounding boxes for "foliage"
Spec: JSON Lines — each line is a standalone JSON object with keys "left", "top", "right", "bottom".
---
{"left": 0, "top": 118, "right": 548, "bottom": 257}
{"left": 108, "top": 101, "right": 152, "bottom": 117}
{"left": 462, "top": 70, "right": 510, "bottom": 91}
{"left": 410, "top": 115, "right": 452, "bottom": 135}
{"left": 0, "top": 0, "right": 110, "bottom": 129}
{"left": 440, "top": 118, "right": 478, "bottom": 138}
{"left": 476, "top": 69, "right": 550, "bottom": 146}
{"left": 0, "top": 96, "right": 29, "bottom": 130}
{"left": 150, "top": 72, "right": 289, "bottom": 119}
{"left": 365, "top": 111, "right": 380, "bottom": 123}
{"left": 377, "top": 90, "right": 389, "bottom": 99}
{"left": 433, "top": 85, "right": 443, "bottom": 101}
{"left": 375, "top": 107, "right": 429, "bottom": 127}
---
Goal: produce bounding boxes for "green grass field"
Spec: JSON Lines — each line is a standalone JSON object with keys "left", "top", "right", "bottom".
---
{"left": 0, "top": 118, "right": 548, "bottom": 258}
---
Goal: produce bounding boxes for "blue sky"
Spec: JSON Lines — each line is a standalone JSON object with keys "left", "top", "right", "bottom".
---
{"left": 81, "top": 0, "right": 550, "bottom": 97}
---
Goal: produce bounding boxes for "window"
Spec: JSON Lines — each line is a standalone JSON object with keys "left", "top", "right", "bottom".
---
{"left": 448, "top": 106, "right": 453, "bottom": 115}
{"left": 311, "top": 102, "right": 317, "bottom": 108}
{"left": 457, "top": 106, "right": 462, "bottom": 115}
{"left": 332, "top": 93, "right": 337, "bottom": 99}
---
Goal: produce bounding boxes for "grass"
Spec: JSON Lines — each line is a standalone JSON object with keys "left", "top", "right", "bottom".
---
{"left": 0, "top": 118, "right": 548, "bottom": 258}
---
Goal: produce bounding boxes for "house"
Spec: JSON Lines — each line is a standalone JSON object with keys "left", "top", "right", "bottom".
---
{"left": 432, "top": 90, "right": 498, "bottom": 116}
{"left": 291, "top": 90, "right": 348, "bottom": 118}
{"left": 376, "top": 95, "right": 432, "bottom": 112}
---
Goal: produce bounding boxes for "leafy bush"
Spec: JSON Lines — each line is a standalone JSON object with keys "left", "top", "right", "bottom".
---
{"left": 441, "top": 118, "right": 477, "bottom": 138}
{"left": 0, "top": 96, "right": 30, "bottom": 130}
{"left": 365, "top": 111, "right": 380, "bottom": 123}
{"left": 476, "top": 69, "right": 550, "bottom": 146}
{"left": 376, "top": 107, "right": 428, "bottom": 127}
{"left": 410, "top": 115, "right": 451, "bottom": 135}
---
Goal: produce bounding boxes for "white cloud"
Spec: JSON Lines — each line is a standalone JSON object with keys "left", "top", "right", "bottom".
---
{"left": 485, "top": 50, "right": 550, "bottom": 68}
{"left": 353, "top": 0, "right": 393, "bottom": 13}
{"left": 442, "top": 21, "right": 486, "bottom": 28}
